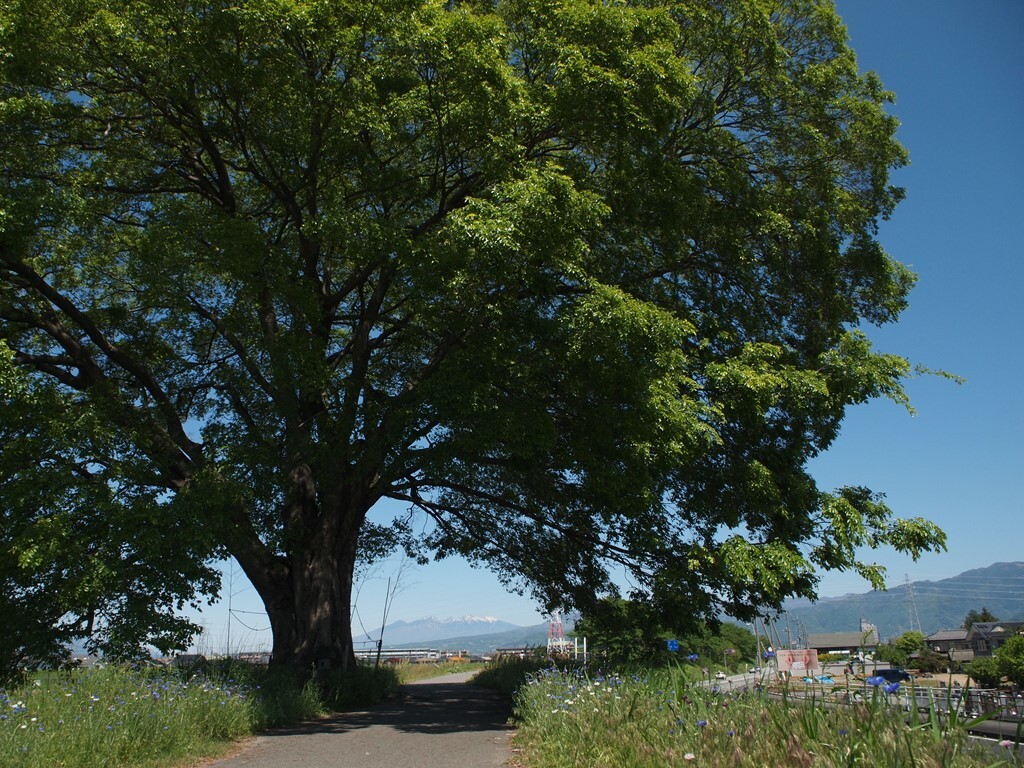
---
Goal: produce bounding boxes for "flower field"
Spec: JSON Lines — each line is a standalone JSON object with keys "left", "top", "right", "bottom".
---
{"left": 0, "top": 665, "right": 258, "bottom": 767}
{"left": 511, "top": 666, "right": 1022, "bottom": 767}
{"left": 0, "top": 661, "right": 400, "bottom": 768}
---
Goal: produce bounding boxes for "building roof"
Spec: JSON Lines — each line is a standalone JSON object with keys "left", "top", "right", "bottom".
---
{"left": 966, "top": 620, "right": 1024, "bottom": 642}
{"left": 926, "top": 628, "right": 968, "bottom": 642}
{"left": 807, "top": 630, "right": 879, "bottom": 649}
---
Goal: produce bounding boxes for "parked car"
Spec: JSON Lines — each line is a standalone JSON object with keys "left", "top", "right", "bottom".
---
{"left": 874, "top": 668, "right": 912, "bottom": 683}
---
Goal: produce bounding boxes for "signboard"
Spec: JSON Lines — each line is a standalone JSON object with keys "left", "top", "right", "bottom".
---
{"left": 666, "top": 639, "right": 679, "bottom": 652}
{"left": 775, "top": 649, "right": 820, "bottom": 674}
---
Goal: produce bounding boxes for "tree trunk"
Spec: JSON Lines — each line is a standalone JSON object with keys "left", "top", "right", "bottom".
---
{"left": 288, "top": 530, "right": 359, "bottom": 675}
{"left": 228, "top": 494, "right": 364, "bottom": 674}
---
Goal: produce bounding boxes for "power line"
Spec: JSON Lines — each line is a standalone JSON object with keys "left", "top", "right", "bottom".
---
{"left": 820, "top": 591, "right": 1024, "bottom": 603}
{"left": 228, "top": 609, "right": 271, "bottom": 633}
{"left": 905, "top": 589, "right": 1024, "bottom": 600}
{"left": 892, "top": 587, "right": 1024, "bottom": 596}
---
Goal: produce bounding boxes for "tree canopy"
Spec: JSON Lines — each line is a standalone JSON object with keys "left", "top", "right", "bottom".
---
{"left": 1, "top": 0, "right": 946, "bottom": 674}
{"left": 962, "top": 608, "right": 999, "bottom": 631}
{"left": 995, "top": 634, "right": 1024, "bottom": 689}
{"left": 875, "top": 630, "right": 924, "bottom": 668}
{"left": 875, "top": 629, "right": 946, "bottom": 672}
{"left": 967, "top": 657, "right": 1001, "bottom": 689}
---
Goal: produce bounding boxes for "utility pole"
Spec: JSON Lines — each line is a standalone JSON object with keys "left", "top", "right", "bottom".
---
{"left": 798, "top": 619, "right": 809, "bottom": 649}
{"left": 223, "top": 559, "right": 260, "bottom": 658}
{"left": 766, "top": 616, "right": 785, "bottom": 653}
{"left": 762, "top": 617, "right": 782, "bottom": 681}
{"left": 225, "top": 561, "right": 236, "bottom": 658}
{"left": 374, "top": 577, "right": 391, "bottom": 671}
{"left": 225, "top": 569, "right": 231, "bottom": 659}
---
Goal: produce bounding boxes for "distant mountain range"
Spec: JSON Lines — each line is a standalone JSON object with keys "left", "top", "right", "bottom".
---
{"left": 781, "top": 561, "right": 1024, "bottom": 641}
{"left": 367, "top": 563, "right": 1024, "bottom": 653}
{"left": 370, "top": 615, "right": 576, "bottom": 654}
{"left": 361, "top": 615, "right": 524, "bottom": 647}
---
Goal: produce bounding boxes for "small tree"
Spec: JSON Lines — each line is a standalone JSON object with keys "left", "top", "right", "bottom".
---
{"left": 915, "top": 646, "right": 947, "bottom": 674}
{"left": 967, "top": 657, "right": 1001, "bottom": 689}
{"left": 894, "top": 631, "right": 925, "bottom": 661}
{"left": 875, "top": 631, "right": 924, "bottom": 668}
{"left": 995, "top": 635, "right": 1024, "bottom": 688}
{"left": 572, "top": 597, "right": 667, "bottom": 664}
{"left": 875, "top": 642, "right": 907, "bottom": 668}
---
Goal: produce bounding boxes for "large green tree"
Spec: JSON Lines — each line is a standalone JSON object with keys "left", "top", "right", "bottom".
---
{"left": 1, "top": 0, "right": 945, "bottom": 673}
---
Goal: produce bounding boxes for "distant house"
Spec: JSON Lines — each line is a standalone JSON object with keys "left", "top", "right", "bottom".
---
{"left": 71, "top": 654, "right": 104, "bottom": 669}
{"left": 807, "top": 628, "right": 880, "bottom": 655}
{"left": 966, "top": 621, "right": 1024, "bottom": 658}
{"left": 353, "top": 648, "right": 440, "bottom": 662}
{"left": 925, "top": 628, "right": 973, "bottom": 664}
{"left": 926, "top": 628, "right": 968, "bottom": 652}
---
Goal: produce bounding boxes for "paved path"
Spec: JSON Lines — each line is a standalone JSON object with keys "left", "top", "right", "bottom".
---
{"left": 205, "top": 672, "right": 513, "bottom": 768}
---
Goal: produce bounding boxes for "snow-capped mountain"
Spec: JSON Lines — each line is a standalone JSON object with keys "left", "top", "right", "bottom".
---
{"left": 361, "top": 615, "right": 522, "bottom": 646}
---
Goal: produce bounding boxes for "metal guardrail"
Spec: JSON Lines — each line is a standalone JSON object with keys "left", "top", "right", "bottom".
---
{"left": 898, "top": 686, "right": 1023, "bottom": 722}
{"left": 761, "top": 679, "right": 1024, "bottom": 720}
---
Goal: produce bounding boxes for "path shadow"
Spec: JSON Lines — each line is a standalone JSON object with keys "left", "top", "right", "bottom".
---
{"left": 261, "top": 681, "right": 512, "bottom": 738}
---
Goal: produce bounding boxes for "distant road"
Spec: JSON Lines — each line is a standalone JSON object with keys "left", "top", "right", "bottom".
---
{"left": 205, "top": 671, "right": 512, "bottom": 768}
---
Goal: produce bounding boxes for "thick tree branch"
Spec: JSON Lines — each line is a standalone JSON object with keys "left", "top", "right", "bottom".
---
{"left": 3, "top": 260, "right": 202, "bottom": 469}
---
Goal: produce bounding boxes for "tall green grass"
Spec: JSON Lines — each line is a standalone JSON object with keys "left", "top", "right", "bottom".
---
{"left": 472, "top": 655, "right": 550, "bottom": 697}
{"left": 0, "top": 660, "right": 400, "bottom": 768}
{"left": 512, "top": 665, "right": 1022, "bottom": 767}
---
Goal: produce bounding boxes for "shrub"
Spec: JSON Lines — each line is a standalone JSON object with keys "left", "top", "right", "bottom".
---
{"left": 966, "top": 657, "right": 1001, "bottom": 689}
{"left": 473, "top": 656, "right": 550, "bottom": 698}
{"left": 995, "top": 635, "right": 1024, "bottom": 688}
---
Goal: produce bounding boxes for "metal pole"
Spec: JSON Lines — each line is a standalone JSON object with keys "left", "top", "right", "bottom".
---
{"left": 226, "top": 562, "right": 233, "bottom": 659}
{"left": 374, "top": 577, "right": 390, "bottom": 672}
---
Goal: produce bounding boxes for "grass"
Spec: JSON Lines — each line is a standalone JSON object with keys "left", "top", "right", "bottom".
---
{"left": 472, "top": 655, "right": 551, "bottom": 697}
{"left": 0, "top": 659, "right": 401, "bottom": 768}
{"left": 0, "top": 656, "right": 484, "bottom": 767}
{"left": 8, "top": 656, "right": 1016, "bottom": 767}
{"left": 510, "top": 664, "right": 1023, "bottom": 768}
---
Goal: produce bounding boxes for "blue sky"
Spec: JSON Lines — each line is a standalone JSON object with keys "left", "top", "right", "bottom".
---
{"left": 187, "top": 1, "right": 1024, "bottom": 652}
{"left": 808, "top": 0, "right": 1024, "bottom": 595}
